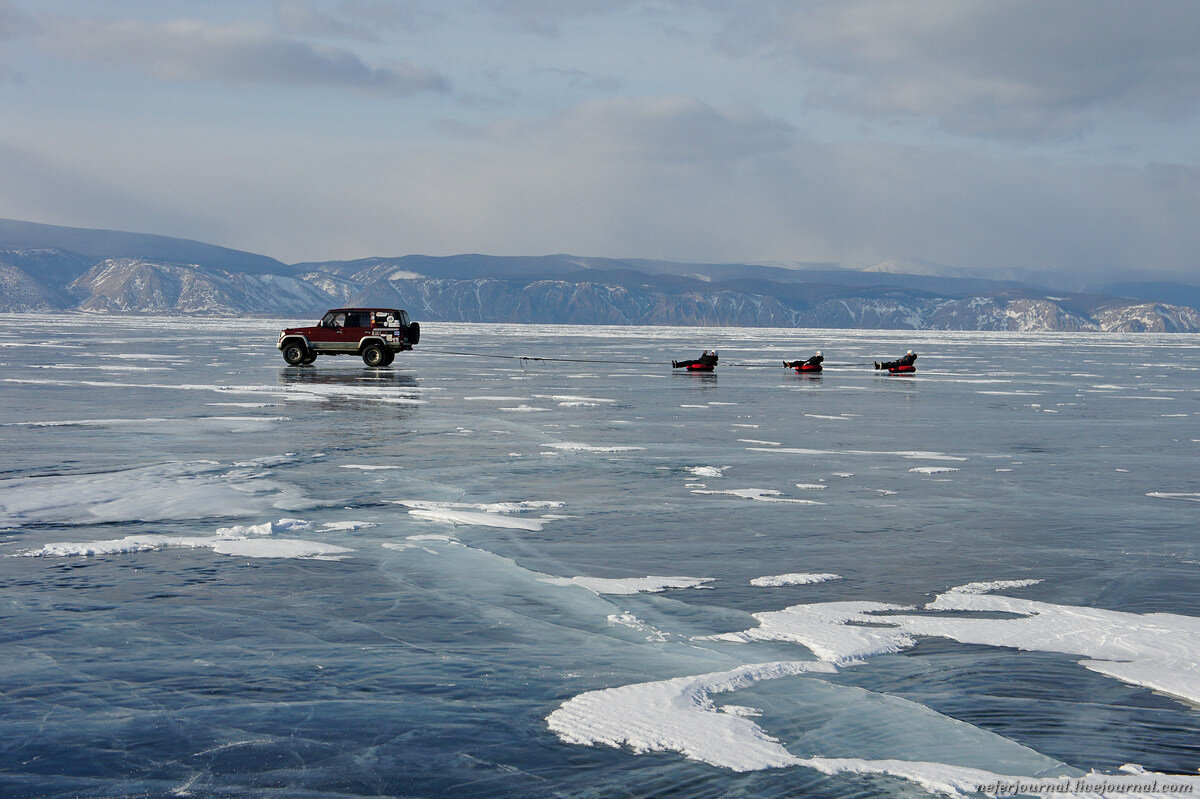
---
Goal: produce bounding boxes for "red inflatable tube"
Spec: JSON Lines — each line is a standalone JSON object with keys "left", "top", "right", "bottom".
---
{"left": 795, "top": 363, "right": 822, "bottom": 373}
{"left": 686, "top": 363, "right": 715, "bottom": 372}
{"left": 888, "top": 364, "right": 916, "bottom": 374}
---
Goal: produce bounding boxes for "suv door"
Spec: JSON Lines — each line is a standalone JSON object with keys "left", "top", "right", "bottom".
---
{"left": 343, "top": 310, "right": 371, "bottom": 351}
{"left": 311, "top": 311, "right": 347, "bottom": 351}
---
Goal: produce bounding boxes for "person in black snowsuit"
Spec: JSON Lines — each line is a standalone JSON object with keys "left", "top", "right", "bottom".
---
{"left": 784, "top": 351, "right": 823, "bottom": 369}
{"left": 876, "top": 350, "right": 917, "bottom": 370}
{"left": 672, "top": 350, "right": 718, "bottom": 369}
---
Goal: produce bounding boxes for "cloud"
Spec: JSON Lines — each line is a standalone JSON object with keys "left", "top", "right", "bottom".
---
{"left": 7, "top": 94, "right": 1200, "bottom": 278}
{"left": 0, "top": 0, "right": 31, "bottom": 39}
{"left": 273, "top": 0, "right": 379, "bottom": 42}
{"left": 718, "top": 0, "right": 1200, "bottom": 139}
{"left": 482, "top": 95, "right": 795, "bottom": 162}
{"left": 39, "top": 17, "right": 447, "bottom": 95}
{"left": 0, "top": 0, "right": 34, "bottom": 80}
{"left": 351, "top": 96, "right": 1200, "bottom": 275}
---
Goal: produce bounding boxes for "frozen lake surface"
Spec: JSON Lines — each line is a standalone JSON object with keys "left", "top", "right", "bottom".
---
{"left": 1, "top": 314, "right": 1199, "bottom": 797}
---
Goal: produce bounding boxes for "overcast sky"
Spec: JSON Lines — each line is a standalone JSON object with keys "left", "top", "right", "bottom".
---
{"left": 1, "top": 0, "right": 1199, "bottom": 277}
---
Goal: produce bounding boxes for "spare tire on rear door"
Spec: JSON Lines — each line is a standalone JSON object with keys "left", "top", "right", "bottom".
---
{"left": 406, "top": 322, "right": 420, "bottom": 345}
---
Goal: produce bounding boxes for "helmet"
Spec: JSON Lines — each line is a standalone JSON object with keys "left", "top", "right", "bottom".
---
{"left": 815, "top": 351, "right": 822, "bottom": 357}
{"left": 906, "top": 350, "right": 914, "bottom": 355}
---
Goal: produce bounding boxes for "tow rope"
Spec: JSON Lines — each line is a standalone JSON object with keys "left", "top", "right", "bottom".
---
{"left": 418, "top": 348, "right": 867, "bottom": 369}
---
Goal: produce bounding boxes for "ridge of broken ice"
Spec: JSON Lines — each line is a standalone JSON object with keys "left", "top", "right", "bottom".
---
{"left": 12, "top": 518, "right": 353, "bottom": 560}
{"left": 539, "top": 575, "right": 715, "bottom": 594}
{"left": 394, "top": 500, "right": 563, "bottom": 532}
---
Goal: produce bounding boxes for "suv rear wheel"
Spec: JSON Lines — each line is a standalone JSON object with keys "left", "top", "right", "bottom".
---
{"left": 361, "top": 343, "right": 387, "bottom": 367}
{"left": 282, "top": 342, "right": 308, "bottom": 365}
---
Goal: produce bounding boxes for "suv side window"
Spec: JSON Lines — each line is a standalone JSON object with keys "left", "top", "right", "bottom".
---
{"left": 322, "top": 312, "right": 346, "bottom": 329}
{"left": 345, "top": 311, "right": 370, "bottom": 328}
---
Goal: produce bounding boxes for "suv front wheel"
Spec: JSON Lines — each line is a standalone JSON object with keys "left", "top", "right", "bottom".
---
{"left": 282, "top": 342, "right": 308, "bottom": 365}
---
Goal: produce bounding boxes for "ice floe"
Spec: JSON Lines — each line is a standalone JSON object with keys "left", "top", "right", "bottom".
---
{"left": 909, "top": 466, "right": 960, "bottom": 474}
{"left": 750, "top": 572, "right": 841, "bottom": 587}
{"left": 686, "top": 466, "right": 727, "bottom": 478}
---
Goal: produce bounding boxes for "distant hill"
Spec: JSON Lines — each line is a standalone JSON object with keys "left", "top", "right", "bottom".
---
{"left": 2, "top": 217, "right": 1199, "bottom": 332}
{"left": 0, "top": 218, "right": 286, "bottom": 274}
{"left": 1097, "top": 282, "right": 1200, "bottom": 312}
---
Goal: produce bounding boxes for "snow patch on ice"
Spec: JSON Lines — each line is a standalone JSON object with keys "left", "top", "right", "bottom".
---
{"left": 1147, "top": 492, "right": 1200, "bottom": 502}
{"left": 406, "top": 508, "right": 546, "bottom": 531}
{"left": 909, "top": 466, "right": 959, "bottom": 474}
{"left": 690, "top": 488, "right": 823, "bottom": 505}
{"left": 750, "top": 573, "right": 841, "bottom": 587}
{"left": 710, "top": 580, "right": 1200, "bottom": 706}
{"left": 687, "top": 466, "right": 727, "bottom": 478}
{"left": 547, "top": 442, "right": 646, "bottom": 453}
{"left": 751, "top": 447, "right": 967, "bottom": 461}
{"left": 702, "top": 601, "right": 916, "bottom": 664}
{"left": 546, "top": 661, "right": 835, "bottom": 772}
{"left": 540, "top": 575, "right": 714, "bottom": 594}
{"left": 946, "top": 579, "right": 1043, "bottom": 595}
{"left": 533, "top": 394, "right": 615, "bottom": 404}
{"left": 321, "top": 520, "right": 377, "bottom": 531}
{"left": 607, "top": 612, "right": 668, "bottom": 641}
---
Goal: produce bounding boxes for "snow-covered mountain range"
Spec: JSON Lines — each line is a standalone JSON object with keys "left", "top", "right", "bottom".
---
{"left": 2, "top": 218, "right": 1198, "bottom": 332}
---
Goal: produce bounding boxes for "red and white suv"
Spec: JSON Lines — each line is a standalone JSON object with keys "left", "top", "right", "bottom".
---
{"left": 278, "top": 308, "right": 420, "bottom": 366}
